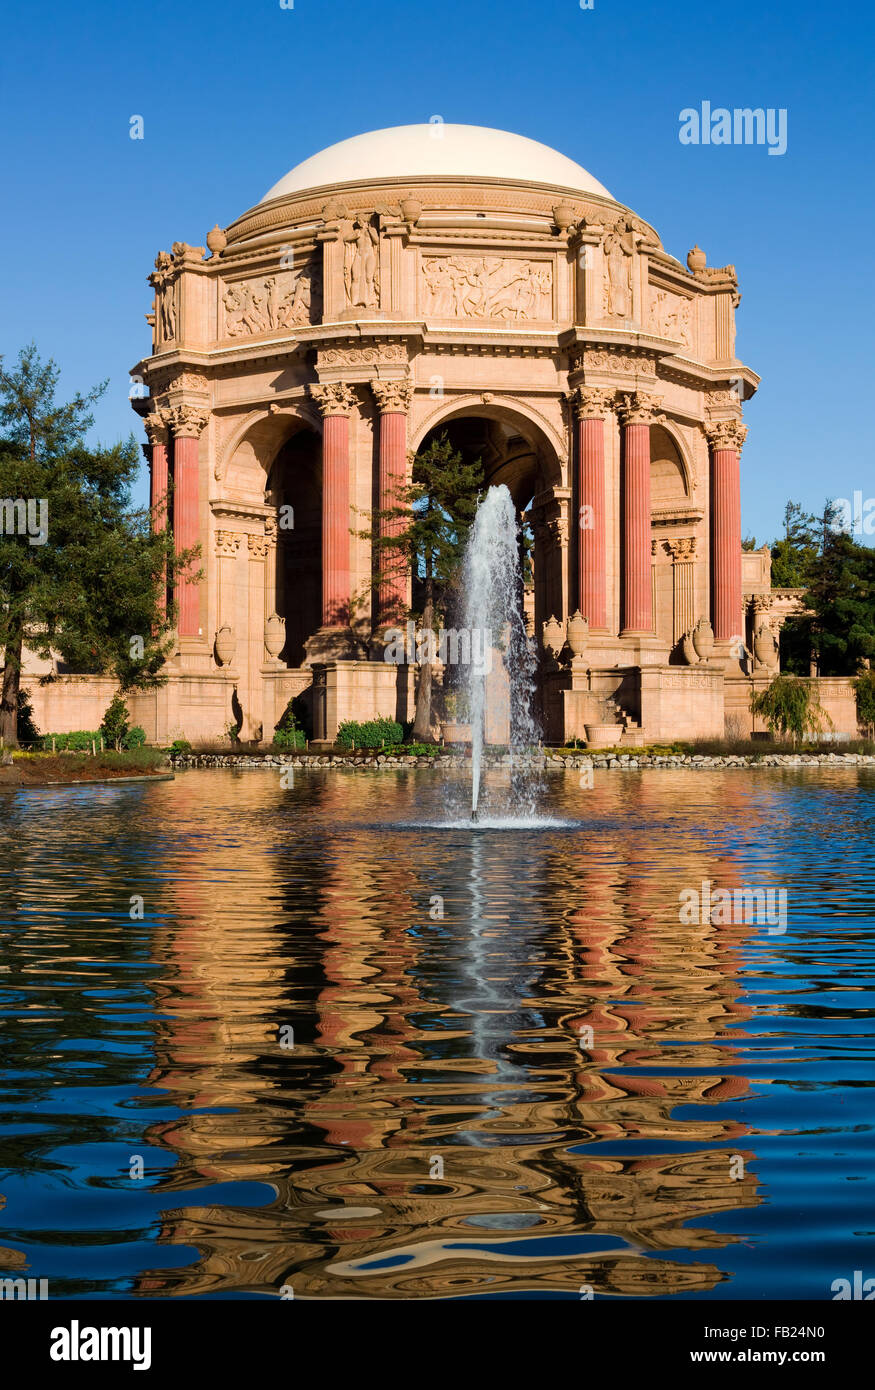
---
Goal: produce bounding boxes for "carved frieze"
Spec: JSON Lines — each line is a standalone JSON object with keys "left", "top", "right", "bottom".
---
{"left": 648, "top": 289, "right": 693, "bottom": 346}
{"left": 577, "top": 348, "right": 656, "bottom": 377}
{"left": 422, "top": 255, "right": 553, "bottom": 320}
{"left": 318, "top": 343, "right": 407, "bottom": 369}
{"left": 222, "top": 262, "right": 321, "bottom": 337}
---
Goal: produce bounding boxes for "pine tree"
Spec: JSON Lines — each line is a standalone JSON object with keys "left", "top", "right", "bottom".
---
{"left": 0, "top": 344, "right": 198, "bottom": 745}
{"left": 799, "top": 501, "right": 875, "bottom": 676}
{"left": 770, "top": 500, "right": 819, "bottom": 587}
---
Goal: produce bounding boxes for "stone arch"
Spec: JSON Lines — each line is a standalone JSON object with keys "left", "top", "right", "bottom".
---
{"left": 215, "top": 402, "right": 322, "bottom": 490}
{"left": 411, "top": 394, "right": 567, "bottom": 495}
{"left": 650, "top": 420, "right": 694, "bottom": 502}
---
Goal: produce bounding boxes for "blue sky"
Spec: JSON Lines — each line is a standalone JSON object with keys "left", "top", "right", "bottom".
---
{"left": 2, "top": 0, "right": 872, "bottom": 543}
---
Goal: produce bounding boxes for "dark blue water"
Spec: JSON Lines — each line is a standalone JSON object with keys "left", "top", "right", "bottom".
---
{"left": 1, "top": 767, "right": 873, "bottom": 1299}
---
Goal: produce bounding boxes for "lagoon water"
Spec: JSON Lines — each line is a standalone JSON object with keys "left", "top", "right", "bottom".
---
{"left": 1, "top": 766, "right": 874, "bottom": 1300}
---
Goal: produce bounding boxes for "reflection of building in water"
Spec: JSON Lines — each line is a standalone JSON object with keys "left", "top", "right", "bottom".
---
{"left": 134, "top": 771, "right": 765, "bottom": 1299}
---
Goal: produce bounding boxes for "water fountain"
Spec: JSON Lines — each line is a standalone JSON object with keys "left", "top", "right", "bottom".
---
{"left": 461, "top": 485, "right": 541, "bottom": 822}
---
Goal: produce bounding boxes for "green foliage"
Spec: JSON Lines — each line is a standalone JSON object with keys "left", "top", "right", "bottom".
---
{"left": 800, "top": 502, "right": 875, "bottom": 676}
{"left": 123, "top": 725, "right": 147, "bottom": 749}
{"left": 166, "top": 738, "right": 192, "bottom": 756}
{"left": 273, "top": 696, "right": 308, "bottom": 747}
{"left": 336, "top": 717, "right": 403, "bottom": 749}
{"left": 853, "top": 668, "right": 875, "bottom": 736}
{"left": 770, "top": 501, "right": 819, "bottom": 588}
{"left": 227, "top": 722, "right": 241, "bottom": 744}
{"left": 16, "top": 688, "right": 40, "bottom": 743}
{"left": 42, "top": 729, "right": 100, "bottom": 751}
{"left": 0, "top": 343, "right": 201, "bottom": 745}
{"left": 273, "top": 727, "right": 306, "bottom": 749}
{"left": 750, "top": 674, "right": 832, "bottom": 744}
{"left": 100, "top": 693, "right": 130, "bottom": 750}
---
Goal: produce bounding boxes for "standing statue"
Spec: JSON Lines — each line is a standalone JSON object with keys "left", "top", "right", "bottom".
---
{"left": 342, "top": 215, "right": 380, "bottom": 308}
{"left": 603, "top": 219, "right": 634, "bottom": 318}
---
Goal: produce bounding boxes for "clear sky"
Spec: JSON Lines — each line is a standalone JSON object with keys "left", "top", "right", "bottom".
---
{"left": 2, "top": 0, "right": 872, "bottom": 544}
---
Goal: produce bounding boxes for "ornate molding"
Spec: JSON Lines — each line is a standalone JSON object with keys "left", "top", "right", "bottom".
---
{"left": 665, "top": 536, "right": 697, "bottom": 561}
{"left": 247, "top": 532, "right": 269, "bottom": 560}
{"left": 143, "top": 408, "right": 171, "bottom": 446}
{"left": 167, "top": 404, "right": 209, "bottom": 439}
{"left": 705, "top": 418, "right": 748, "bottom": 454}
{"left": 570, "top": 386, "right": 615, "bottom": 420}
{"left": 318, "top": 343, "right": 407, "bottom": 370}
{"left": 309, "top": 381, "right": 358, "bottom": 417}
{"left": 575, "top": 347, "right": 657, "bottom": 377}
{"left": 617, "top": 391, "right": 663, "bottom": 427}
{"left": 222, "top": 263, "right": 320, "bottom": 337}
{"left": 422, "top": 254, "right": 553, "bottom": 321}
{"left": 371, "top": 377, "right": 414, "bottom": 413}
{"left": 215, "top": 530, "right": 241, "bottom": 558}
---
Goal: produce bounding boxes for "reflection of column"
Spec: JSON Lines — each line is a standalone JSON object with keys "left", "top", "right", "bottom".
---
{"left": 371, "top": 378, "right": 413, "bottom": 625}
{"left": 707, "top": 419, "right": 746, "bottom": 641}
{"left": 310, "top": 382, "right": 357, "bottom": 627}
{"left": 573, "top": 387, "right": 613, "bottom": 630}
{"left": 667, "top": 537, "right": 697, "bottom": 644}
{"left": 168, "top": 405, "right": 209, "bottom": 637}
{"left": 618, "top": 393, "right": 660, "bottom": 635}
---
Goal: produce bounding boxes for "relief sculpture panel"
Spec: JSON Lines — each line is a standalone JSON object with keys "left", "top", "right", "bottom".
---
{"left": 422, "top": 256, "right": 553, "bottom": 321}
{"left": 648, "top": 289, "right": 693, "bottom": 347}
{"left": 221, "top": 262, "right": 321, "bottom": 337}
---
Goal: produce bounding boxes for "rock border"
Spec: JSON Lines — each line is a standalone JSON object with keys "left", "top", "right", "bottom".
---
{"left": 169, "top": 750, "right": 875, "bottom": 772}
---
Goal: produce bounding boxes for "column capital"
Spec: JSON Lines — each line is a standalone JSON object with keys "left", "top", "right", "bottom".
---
{"left": 570, "top": 386, "right": 615, "bottom": 420}
{"left": 666, "top": 536, "right": 697, "bottom": 562}
{"left": 167, "top": 404, "right": 209, "bottom": 439}
{"left": 705, "top": 418, "right": 748, "bottom": 454}
{"left": 215, "top": 529, "right": 241, "bottom": 558}
{"left": 310, "top": 381, "right": 357, "bottom": 416}
{"left": 143, "top": 407, "right": 172, "bottom": 446}
{"left": 371, "top": 377, "right": 414, "bottom": 413}
{"left": 247, "top": 531, "right": 269, "bottom": 560}
{"left": 617, "top": 391, "right": 663, "bottom": 427}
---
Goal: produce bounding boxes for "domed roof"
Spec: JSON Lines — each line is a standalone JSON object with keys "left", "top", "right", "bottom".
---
{"left": 259, "top": 124, "right": 614, "bottom": 204}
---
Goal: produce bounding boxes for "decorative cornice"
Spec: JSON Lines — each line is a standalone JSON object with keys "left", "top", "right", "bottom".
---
{"left": 167, "top": 404, "right": 209, "bottom": 438}
{"left": 371, "top": 377, "right": 414, "bottom": 413}
{"left": 705, "top": 418, "right": 748, "bottom": 454}
{"left": 309, "top": 381, "right": 358, "bottom": 416}
{"left": 617, "top": 391, "right": 663, "bottom": 427}
{"left": 570, "top": 385, "right": 615, "bottom": 420}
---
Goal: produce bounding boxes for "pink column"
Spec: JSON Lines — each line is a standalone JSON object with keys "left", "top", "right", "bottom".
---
{"left": 372, "top": 378, "right": 413, "bottom": 625}
{"left": 619, "top": 394, "right": 659, "bottom": 634}
{"left": 707, "top": 420, "right": 747, "bottom": 640}
{"left": 168, "top": 405, "right": 207, "bottom": 638}
{"left": 145, "top": 411, "right": 170, "bottom": 531}
{"left": 575, "top": 387, "right": 612, "bottom": 630}
{"left": 311, "top": 382, "right": 357, "bottom": 627}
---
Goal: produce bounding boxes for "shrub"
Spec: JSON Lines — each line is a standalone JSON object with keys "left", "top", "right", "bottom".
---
{"left": 336, "top": 717, "right": 403, "bottom": 749}
{"left": 17, "top": 689, "right": 40, "bottom": 744}
{"left": 101, "top": 693, "right": 131, "bottom": 751}
{"left": 167, "top": 738, "right": 192, "bottom": 756}
{"left": 854, "top": 668, "right": 875, "bottom": 739}
{"left": 750, "top": 675, "right": 832, "bottom": 746}
{"left": 123, "top": 725, "right": 147, "bottom": 749}
{"left": 42, "top": 729, "right": 101, "bottom": 751}
{"left": 273, "top": 727, "right": 306, "bottom": 749}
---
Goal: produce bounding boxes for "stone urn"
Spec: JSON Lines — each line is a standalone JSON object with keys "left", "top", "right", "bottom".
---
{"left": 400, "top": 196, "right": 422, "bottom": 226}
{"left": 754, "top": 624, "right": 778, "bottom": 669}
{"left": 214, "top": 625, "right": 235, "bottom": 668}
{"left": 553, "top": 202, "right": 575, "bottom": 232}
{"left": 206, "top": 224, "right": 227, "bottom": 256}
{"left": 585, "top": 723, "right": 621, "bottom": 749}
{"left": 566, "top": 610, "right": 589, "bottom": 659}
{"left": 264, "top": 612, "right": 286, "bottom": 660}
{"left": 692, "top": 617, "right": 715, "bottom": 663}
{"left": 542, "top": 614, "right": 564, "bottom": 660}
{"left": 687, "top": 245, "right": 707, "bottom": 273}
{"left": 681, "top": 631, "right": 698, "bottom": 666}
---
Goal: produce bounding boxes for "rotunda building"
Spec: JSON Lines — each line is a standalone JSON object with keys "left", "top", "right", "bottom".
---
{"left": 132, "top": 122, "right": 762, "bottom": 744}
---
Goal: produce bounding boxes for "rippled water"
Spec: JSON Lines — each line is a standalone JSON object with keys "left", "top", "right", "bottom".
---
{"left": 1, "top": 767, "right": 874, "bottom": 1300}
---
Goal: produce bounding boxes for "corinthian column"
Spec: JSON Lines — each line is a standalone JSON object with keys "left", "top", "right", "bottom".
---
{"left": 310, "top": 382, "right": 357, "bottom": 627}
{"left": 144, "top": 409, "right": 171, "bottom": 530}
{"left": 167, "top": 404, "right": 209, "bottom": 637}
{"left": 572, "top": 387, "right": 613, "bottom": 631}
{"left": 706, "top": 418, "right": 747, "bottom": 641}
{"left": 618, "top": 392, "right": 661, "bottom": 635}
{"left": 371, "top": 377, "right": 413, "bottom": 625}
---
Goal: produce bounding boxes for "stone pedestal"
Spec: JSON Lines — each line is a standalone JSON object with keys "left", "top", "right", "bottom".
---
{"left": 311, "top": 659, "right": 409, "bottom": 741}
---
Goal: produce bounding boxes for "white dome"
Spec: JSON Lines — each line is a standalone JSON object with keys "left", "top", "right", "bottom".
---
{"left": 259, "top": 124, "right": 614, "bottom": 204}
